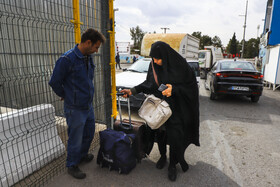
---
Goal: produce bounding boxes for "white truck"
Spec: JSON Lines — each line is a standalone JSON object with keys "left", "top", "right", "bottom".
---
{"left": 141, "top": 33, "right": 199, "bottom": 60}
{"left": 198, "top": 46, "right": 224, "bottom": 79}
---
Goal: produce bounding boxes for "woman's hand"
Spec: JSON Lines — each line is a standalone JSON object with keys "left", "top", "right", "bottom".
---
{"left": 162, "top": 84, "right": 172, "bottom": 97}
{"left": 120, "top": 89, "right": 132, "bottom": 98}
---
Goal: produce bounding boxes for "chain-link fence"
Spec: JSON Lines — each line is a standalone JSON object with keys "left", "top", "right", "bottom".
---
{"left": 0, "top": 0, "right": 111, "bottom": 186}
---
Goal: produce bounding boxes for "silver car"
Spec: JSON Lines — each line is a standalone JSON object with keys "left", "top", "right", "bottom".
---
{"left": 116, "top": 58, "right": 151, "bottom": 108}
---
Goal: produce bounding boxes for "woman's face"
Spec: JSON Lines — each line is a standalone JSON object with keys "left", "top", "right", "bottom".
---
{"left": 153, "top": 58, "right": 163, "bottom": 66}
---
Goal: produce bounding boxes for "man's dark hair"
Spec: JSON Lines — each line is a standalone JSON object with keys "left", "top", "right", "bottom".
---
{"left": 81, "top": 28, "right": 106, "bottom": 44}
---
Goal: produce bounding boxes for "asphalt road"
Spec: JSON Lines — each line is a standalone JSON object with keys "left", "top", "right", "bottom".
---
{"left": 47, "top": 66, "right": 280, "bottom": 187}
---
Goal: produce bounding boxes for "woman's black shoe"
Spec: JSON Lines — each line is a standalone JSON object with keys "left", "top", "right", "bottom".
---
{"left": 156, "top": 156, "right": 167, "bottom": 169}
{"left": 180, "top": 161, "right": 189, "bottom": 172}
{"left": 168, "top": 166, "right": 177, "bottom": 181}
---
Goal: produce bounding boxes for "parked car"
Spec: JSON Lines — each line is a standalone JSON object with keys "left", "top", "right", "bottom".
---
{"left": 205, "top": 59, "right": 263, "bottom": 102}
{"left": 187, "top": 60, "right": 200, "bottom": 87}
{"left": 116, "top": 58, "right": 151, "bottom": 108}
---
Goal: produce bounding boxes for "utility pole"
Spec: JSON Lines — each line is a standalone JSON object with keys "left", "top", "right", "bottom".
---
{"left": 161, "top": 27, "right": 170, "bottom": 33}
{"left": 240, "top": 0, "right": 248, "bottom": 58}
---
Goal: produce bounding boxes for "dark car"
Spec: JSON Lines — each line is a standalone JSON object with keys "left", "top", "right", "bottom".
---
{"left": 205, "top": 59, "right": 263, "bottom": 102}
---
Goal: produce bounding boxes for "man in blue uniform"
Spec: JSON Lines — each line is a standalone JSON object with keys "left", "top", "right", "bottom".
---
{"left": 49, "top": 28, "right": 105, "bottom": 179}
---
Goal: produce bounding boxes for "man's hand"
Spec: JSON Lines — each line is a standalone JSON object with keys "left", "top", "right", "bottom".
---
{"left": 60, "top": 98, "right": 64, "bottom": 101}
{"left": 162, "top": 84, "right": 172, "bottom": 97}
{"left": 120, "top": 89, "right": 132, "bottom": 98}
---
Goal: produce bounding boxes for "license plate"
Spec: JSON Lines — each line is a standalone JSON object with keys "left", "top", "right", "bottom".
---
{"left": 230, "top": 86, "right": 249, "bottom": 91}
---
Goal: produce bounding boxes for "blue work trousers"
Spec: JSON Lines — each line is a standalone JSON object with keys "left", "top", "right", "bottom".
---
{"left": 64, "top": 105, "right": 95, "bottom": 167}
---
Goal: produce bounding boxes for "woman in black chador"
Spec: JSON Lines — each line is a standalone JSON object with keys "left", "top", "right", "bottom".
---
{"left": 121, "top": 41, "right": 200, "bottom": 181}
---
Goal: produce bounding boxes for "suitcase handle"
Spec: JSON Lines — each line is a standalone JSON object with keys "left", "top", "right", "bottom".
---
{"left": 117, "top": 92, "right": 132, "bottom": 126}
{"left": 118, "top": 123, "right": 133, "bottom": 131}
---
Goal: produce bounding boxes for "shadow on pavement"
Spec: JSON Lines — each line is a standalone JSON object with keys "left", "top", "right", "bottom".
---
{"left": 46, "top": 148, "right": 240, "bottom": 187}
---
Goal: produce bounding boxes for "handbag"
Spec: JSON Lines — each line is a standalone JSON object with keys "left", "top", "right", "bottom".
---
{"left": 138, "top": 62, "right": 172, "bottom": 129}
{"left": 138, "top": 94, "right": 172, "bottom": 129}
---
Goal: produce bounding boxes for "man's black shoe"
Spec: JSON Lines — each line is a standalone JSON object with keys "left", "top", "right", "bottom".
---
{"left": 67, "top": 165, "right": 86, "bottom": 179}
{"left": 156, "top": 155, "right": 167, "bottom": 169}
{"left": 80, "top": 154, "right": 94, "bottom": 163}
{"left": 168, "top": 166, "right": 177, "bottom": 181}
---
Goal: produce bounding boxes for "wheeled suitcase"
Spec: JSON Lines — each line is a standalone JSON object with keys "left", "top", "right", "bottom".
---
{"left": 97, "top": 129, "right": 137, "bottom": 174}
{"left": 113, "top": 93, "right": 149, "bottom": 162}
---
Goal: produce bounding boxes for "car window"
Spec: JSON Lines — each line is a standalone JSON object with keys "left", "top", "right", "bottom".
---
{"left": 188, "top": 62, "right": 200, "bottom": 76}
{"left": 220, "top": 61, "right": 255, "bottom": 71}
{"left": 198, "top": 52, "right": 206, "bottom": 58}
{"left": 127, "top": 59, "right": 151, "bottom": 73}
{"left": 188, "top": 62, "right": 199, "bottom": 69}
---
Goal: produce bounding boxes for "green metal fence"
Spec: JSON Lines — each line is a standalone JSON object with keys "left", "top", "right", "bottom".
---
{"left": 0, "top": 0, "right": 111, "bottom": 186}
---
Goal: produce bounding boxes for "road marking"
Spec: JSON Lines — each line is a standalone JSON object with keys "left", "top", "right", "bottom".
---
{"left": 207, "top": 120, "right": 243, "bottom": 186}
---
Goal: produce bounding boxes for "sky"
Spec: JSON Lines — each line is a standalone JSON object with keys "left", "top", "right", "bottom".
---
{"left": 114, "top": 0, "right": 267, "bottom": 47}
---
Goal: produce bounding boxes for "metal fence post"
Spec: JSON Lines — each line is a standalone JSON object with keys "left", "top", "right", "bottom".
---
{"left": 108, "top": 0, "right": 117, "bottom": 122}
{"left": 71, "top": 0, "right": 83, "bottom": 44}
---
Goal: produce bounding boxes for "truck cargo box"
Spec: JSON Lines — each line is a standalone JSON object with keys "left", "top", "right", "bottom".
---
{"left": 141, "top": 33, "right": 199, "bottom": 60}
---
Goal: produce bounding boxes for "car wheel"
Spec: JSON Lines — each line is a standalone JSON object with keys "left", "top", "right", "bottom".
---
{"left": 204, "top": 81, "right": 209, "bottom": 90}
{"left": 251, "top": 96, "right": 260, "bottom": 102}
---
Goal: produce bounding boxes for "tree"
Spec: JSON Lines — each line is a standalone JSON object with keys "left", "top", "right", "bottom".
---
{"left": 191, "top": 31, "right": 202, "bottom": 40}
{"left": 226, "top": 34, "right": 260, "bottom": 58}
{"left": 226, "top": 33, "right": 238, "bottom": 55}
{"left": 212, "top": 36, "right": 222, "bottom": 47}
{"left": 200, "top": 35, "right": 213, "bottom": 49}
{"left": 130, "top": 26, "right": 146, "bottom": 54}
{"left": 244, "top": 38, "right": 260, "bottom": 58}
{"left": 192, "top": 31, "right": 217, "bottom": 49}
{"left": 237, "top": 40, "right": 242, "bottom": 56}
{"left": 192, "top": 31, "right": 216, "bottom": 49}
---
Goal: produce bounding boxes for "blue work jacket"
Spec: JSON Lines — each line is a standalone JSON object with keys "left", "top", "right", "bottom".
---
{"left": 49, "top": 45, "right": 95, "bottom": 110}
